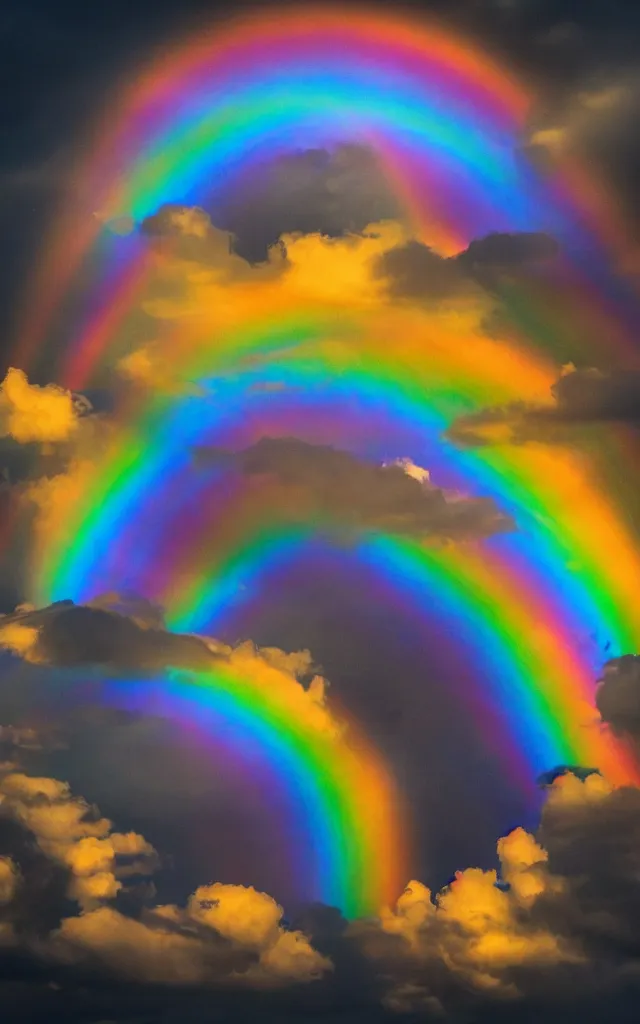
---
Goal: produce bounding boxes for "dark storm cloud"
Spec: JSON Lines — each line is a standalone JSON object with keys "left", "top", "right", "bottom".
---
{"left": 375, "top": 232, "right": 559, "bottom": 304}
{"left": 447, "top": 367, "right": 640, "bottom": 447}
{"left": 456, "top": 232, "right": 561, "bottom": 297}
{"left": 0, "top": 599, "right": 220, "bottom": 672}
{"left": 373, "top": 240, "right": 470, "bottom": 300}
{"left": 192, "top": 437, "right": 513, "bottom": 541}
{"left": 458, "top": 231, "right": 560, "bottom": 269}
{"left": 534, "top": 774, "right": 640, "bottom": 960}
{"left": 550, "top": 368, "right": 640, "bottom": 423}
{"left": 596, "top": 656, "right": 640, "bottom": 744}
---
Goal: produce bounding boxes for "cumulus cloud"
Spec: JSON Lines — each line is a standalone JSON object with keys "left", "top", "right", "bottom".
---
{"left": 0, "top": 768, "right": 330, "bottom": 987}
{"left": 0, "top": 768, "right": 157, "bottom": 910}
{"left": 2, "top": 735, "right": 640, "bottom": 1015}
{"left": 117, "top": 215, "right": 415, "bottom": 389}
{"left": 109, "top": 208, "right": 519, "bottom": 399}
{"left": 140, "top": 203, "right": 287, "bottom": 289}
{"left": 53, "top": 883, "right": 331, "bottom": 987}
{"left": 193, "top": 437, "right": 513, "bottom": 541}
{"left": 446, "top": 364, "right": 640, "bottom": 446}
{"left": 0, "top": 369, "right": 79, "bottom": 445}
{"left": 361, "top": 833, "right": 571, "bottom": 1009}
{"left": 351, "top": 771, "right": 640, "bottom": 1014}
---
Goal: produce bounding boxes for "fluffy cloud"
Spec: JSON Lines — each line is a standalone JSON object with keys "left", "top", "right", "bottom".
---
{"left": 53, "top": 887, "right": 331, "bottom": 988}
{"left": 0, "top": 768, "right": 157, "bottom": 910}
{"left": 193, "top": 437, "right": 513, "bottom": 541}
{"left": 0, "top": 768, "right": 330, "bottom": 988}
{"left": 352, "top": 772, "right": 640, "bottom": 1014}
{"left": 52, "top": 904, "right": 221, "bottom": 984}
{"left": 110, "top": 209, "right": 520, "bottom": 400}
{"left": 0, "top": 369, "right": 79, "bottom": 445}
{"left": 360, "top": 830, "right": 572, "bottom": 1009}
{"left": 2, "top": 749, "right": 640, "bottom": 1016}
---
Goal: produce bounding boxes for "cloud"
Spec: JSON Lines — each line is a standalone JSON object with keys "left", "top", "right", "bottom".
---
{"left": 209, "top": 143, "right": 402, "bottom": 263}
{"left": 140, "top": 204, "right": 287, "bottom": 290}
{"left": 550, "top": 366, "right": 640, "bottom": 422}
{"left": 2, "top": 730, "right": 640, "bottom": 1014}
{"left": 0, "top": 856, "right": 19, "bottom": 904}
{"left": 351, "top": 771, "right": 640, "bottom": 1014}
{"left": 53, "top": 884, "right": 331, "bottom": 987}
{"left": 0, "top": 596, "right": 337, "bottom": 743}
{"left": 0, "top": 765, "right": 330, "bottom": 988}
{"left": 52, "top": 904, "right": 223, "bottom": 984}
{"left": 0, "top": 599, "right": 222, "bottom": 672}
{"left": 110, "top": 210, "right": 513, "bottom": 397}
{"left": 374, "top": 232, "right": 558, "bottom": 308}
{"left": 596, "top": 655, "right": 640, "bottom": 743}
{"left": 373, "top": 240, "right": 474, "bottom": 301}
{"left": 457, "top": 232, "right": 560, "bottom": 271}
{"left": 446, "top": 365, "right": 640, "bottom": 446}
{"left": 364, "top": 832, "right": 571, "bottom": 1007}
{"left": 193, "top": 437, "right": 513, "bottom": 541}
{"left": 0, "top": 369, "right": 79, "bottom": 445}
{"left": 0, "top": 768, "right": 157, "bottom": 911}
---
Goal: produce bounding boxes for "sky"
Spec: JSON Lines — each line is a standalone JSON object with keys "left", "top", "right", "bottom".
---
{"left": 1, "top": 0, "right": 640, "bottom": 1021}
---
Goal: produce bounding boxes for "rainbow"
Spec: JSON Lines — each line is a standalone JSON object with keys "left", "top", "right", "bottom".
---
{"left": 30, "top": 324, "right": 640, "bottom": 788}
{"left": 166, "top": 528, "right": 640, "bottom": 786}
{"left": 12, "top": 5, "right": 640, "bottom": 384}
{"left": 92, "top": 664, "right": 406, "bottom": 918}
{"left": 14, "top": 4, "right": 640, "bottom": 914}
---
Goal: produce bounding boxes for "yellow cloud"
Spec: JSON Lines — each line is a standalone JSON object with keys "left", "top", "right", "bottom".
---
{"left": 0, "top": 368, "right": 78, "bottom": 444}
